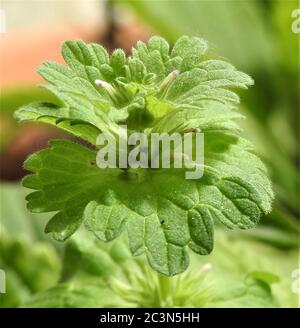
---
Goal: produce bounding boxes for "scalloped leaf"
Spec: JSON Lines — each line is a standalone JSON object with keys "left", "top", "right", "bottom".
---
{"left": 15, "top": 36, "right": 273, "bottom": 275}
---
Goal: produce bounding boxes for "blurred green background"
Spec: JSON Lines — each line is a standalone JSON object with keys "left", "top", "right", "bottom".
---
{"left": 0, "top": 0, "right": 299, "bottom": 308}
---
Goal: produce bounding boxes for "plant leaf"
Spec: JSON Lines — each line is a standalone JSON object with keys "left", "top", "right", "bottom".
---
{"left": 22, "top": 135, "right": 272, "bottom": 275}
{"left": 16, "top": 36, "right": 273, "bottom": 276}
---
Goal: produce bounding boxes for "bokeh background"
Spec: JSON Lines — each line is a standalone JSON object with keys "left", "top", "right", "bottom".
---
{"left": 0, "top": 0, "right": 299, "bottom": 307}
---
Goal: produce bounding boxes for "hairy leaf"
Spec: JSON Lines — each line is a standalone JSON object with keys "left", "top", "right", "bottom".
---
{"left": 15, "top": 36, "right": 273, "bottom": 275}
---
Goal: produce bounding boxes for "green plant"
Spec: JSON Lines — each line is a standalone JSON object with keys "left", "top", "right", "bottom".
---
{"left": 23, "top": 231, "right": 284, "bottom": 308}
{"left": 14, "top": 36, "right": 273, "bottom": 276}
{"left": 1, "top": 216, "right": 297, "bottom": 310}
{"left": 0, "top": 226, "right": 60, "bottom": 308}
{"left": 115, "top": 0, "right": 300, "bottom": 243}
{"left": 2, "top": 184, "right": 297, "bottom": 308}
